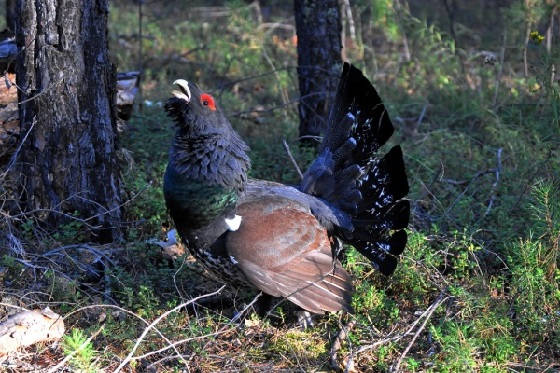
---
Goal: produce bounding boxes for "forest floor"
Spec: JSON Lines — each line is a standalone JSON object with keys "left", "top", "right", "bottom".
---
{"left": 1, "top": 1, "right": 560, "bottom": 372}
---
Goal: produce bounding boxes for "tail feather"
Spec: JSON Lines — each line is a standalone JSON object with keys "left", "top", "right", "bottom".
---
{"left": 323, "top": 64, "right": 394, "bottom": 164}
{"left": 357, "top": 146, "right": 409, "bottom": 213}
{"left": 354, "top": 199, "right": 410, "bottom": 233}
{"left": 353, "top": 230, "right": 408, "bottom": 276}
{"left": 301, "top": 63, "right": 409, "bottom": 276}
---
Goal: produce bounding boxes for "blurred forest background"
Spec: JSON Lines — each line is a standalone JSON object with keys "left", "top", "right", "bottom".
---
{"left": 1, "top": 0, "right": 559, "bottom": 371}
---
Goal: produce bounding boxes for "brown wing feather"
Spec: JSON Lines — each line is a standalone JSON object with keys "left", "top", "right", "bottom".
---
{"left": 226, "top": 197, "right": 353, "bottom": 314}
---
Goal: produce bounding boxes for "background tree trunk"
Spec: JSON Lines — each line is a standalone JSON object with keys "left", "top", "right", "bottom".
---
{"left": 6, "top": 0, "right": 16, "bottom": 33}
{"left": 294, "top": 0, "right": 342, "bottom": 140}
{"left": 14, "top": 0, "right": 121, "bottom": 242}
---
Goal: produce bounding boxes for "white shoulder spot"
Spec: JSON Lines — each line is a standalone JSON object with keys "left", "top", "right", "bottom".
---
{"left": 225, "top": 214, "right": 242, "bottom": 231}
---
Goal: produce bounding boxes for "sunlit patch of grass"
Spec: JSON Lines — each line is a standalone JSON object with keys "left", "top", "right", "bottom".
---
{"left": 270, "top": 328, "right": 327, "bottom": 363}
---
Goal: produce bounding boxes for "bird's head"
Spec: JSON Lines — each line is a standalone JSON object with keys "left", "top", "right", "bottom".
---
{"left": 165, "top": 79, "right": 231, "bottom": 135}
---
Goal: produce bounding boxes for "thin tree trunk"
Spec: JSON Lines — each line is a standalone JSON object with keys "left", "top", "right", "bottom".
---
{"left": 341, "top": 0, "right": 356, "bottom": 44}
{"left": 546, "top": 6, "right": 556, "bottom": 54}
{"left": 294, "top": 0, "right": 342, "bottom": 140}
{"left": 523, "top": 0, "right": 533, "bottom": 78}
{"left": 137, "top": 0, "right": 144, "bottom": 112}
{"left": 441, "top": 0, "right": 457, "bottom": 44}
{"left": 359, "top": 5, "right": 378, "bottom": 74}
{"left": 523, "top": 24, "right": 531, "bottom": 78}
{"left": 394, "top": 0, "right": 411, "bottom": 63}
{"left": 14, "top": 0, "right": 121, "bottom": 242}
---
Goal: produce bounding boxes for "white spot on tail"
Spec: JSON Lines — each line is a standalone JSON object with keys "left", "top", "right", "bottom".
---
{"left": 225, "top": 214, "right": 242, "bottom": 231}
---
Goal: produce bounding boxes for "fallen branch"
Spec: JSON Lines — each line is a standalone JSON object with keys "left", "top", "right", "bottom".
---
{"left": 116, "top": 71, "right": 140, "bottom": 124}
{"left": 0, "top": 307, "right": 64, "bottom": 355}
{"left": 329, "top": 319, "right": 357, "bottom": 371}
{"left": 0, "top": 302, "right": 30, "bottom": 312}
{"left": 354, "top": 335, "right": 402, "bottom": 354}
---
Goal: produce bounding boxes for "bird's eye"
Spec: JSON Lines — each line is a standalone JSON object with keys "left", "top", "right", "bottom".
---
{"left": 200, "top": 93, "right": 216, "bottom": 111}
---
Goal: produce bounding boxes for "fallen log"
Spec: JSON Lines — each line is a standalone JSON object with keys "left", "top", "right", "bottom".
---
{"left": 0, "top": 307, "right": 65, "bottom": 356}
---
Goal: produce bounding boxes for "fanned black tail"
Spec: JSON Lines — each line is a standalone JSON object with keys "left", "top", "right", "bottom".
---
{"left": 301, "top": 63, "right": 410, "bottom": 276}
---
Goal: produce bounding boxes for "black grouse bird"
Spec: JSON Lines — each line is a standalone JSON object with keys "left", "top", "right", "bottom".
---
{"left": 164, "top": 63, "right": 409, "bottom": 314}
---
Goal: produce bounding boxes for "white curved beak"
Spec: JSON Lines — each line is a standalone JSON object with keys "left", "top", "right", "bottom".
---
{"left": 172, "top": 79, "right": 191, "bottom": 102}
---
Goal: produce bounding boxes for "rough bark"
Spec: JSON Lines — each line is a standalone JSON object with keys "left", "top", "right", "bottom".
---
{"left": 14, "top": 0, "right": 121, "bottom": 242}
{"left": 294, "top": 0, "right": 342, "bottom": 139}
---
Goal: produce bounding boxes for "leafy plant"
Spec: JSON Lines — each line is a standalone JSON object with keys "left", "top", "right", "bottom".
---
{"left": 507, "top": 182, "right": 560, "bottom": 345}
{"left": 62, "top": 328, "right": 97, "bottom": 372}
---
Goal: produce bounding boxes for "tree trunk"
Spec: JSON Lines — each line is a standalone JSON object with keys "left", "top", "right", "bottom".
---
{"left": 6, "top": 0, "right": 16, "bottom": 33}
{"left": 294, "top": 0, "right": 342, "bottom": 140}
{"left": 14, "top": 0, "right": 121, "bottom": 242}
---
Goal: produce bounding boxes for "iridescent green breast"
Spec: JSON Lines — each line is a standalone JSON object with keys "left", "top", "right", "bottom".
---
{"left": 163, "top": 164, "right": 237, "bottom": 230}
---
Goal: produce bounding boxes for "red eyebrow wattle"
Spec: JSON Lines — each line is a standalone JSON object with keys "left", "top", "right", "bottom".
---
{"left": 200, "top": 93, "right": 216, "bottom": 111}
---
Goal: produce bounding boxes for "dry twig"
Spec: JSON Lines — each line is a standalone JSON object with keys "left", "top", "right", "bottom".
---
{"left": 63, "top": 302, "right": 182, "bottom": 361}
{"left": 329, "top": 319, "right": 357, "bottom": 371}
{"left": 341, "top": 291, "right": 448, "bottom": 372}
{"left": 184, "top": 292, "right": 263, "bottom": 367}
{"left": 390, "top": 293, "right": 448, "bottom": 373}
{"left": 484, "top": 148, "right": 503, "bottom": 217}
{"left": 282, "top": 138, "right": 303, "bottom": 180}
{"left": 113, "top": 285, "right": 226, "bottom": 373}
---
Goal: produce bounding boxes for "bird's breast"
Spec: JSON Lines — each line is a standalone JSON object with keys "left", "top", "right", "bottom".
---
{"left": 163, "top": 165, "right": 238, "bottom": 231}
